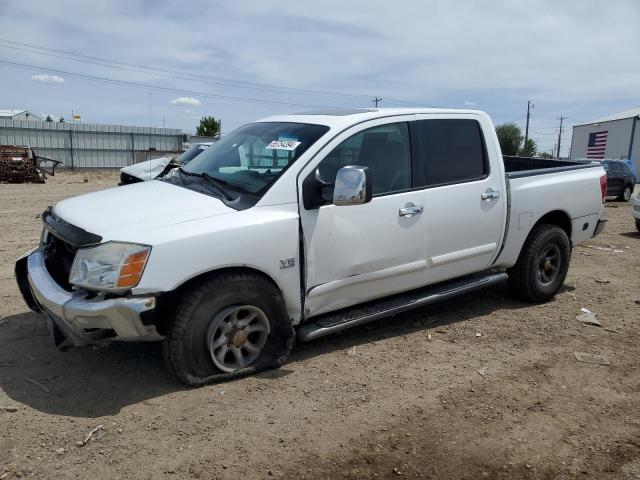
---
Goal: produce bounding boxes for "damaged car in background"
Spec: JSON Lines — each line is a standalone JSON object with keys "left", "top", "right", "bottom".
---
{"left": 16, "top": 108, "right": 607, "bottom": 386}
{"left": 118, "top": 142, "right": 212, "bottom": 185}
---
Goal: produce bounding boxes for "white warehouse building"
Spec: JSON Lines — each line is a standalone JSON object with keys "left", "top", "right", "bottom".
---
{"left": 0, "top": 109, "right": 42, "bottom": 122}
{"left": 570, "top": 107, "right": 640, "bottom": 178}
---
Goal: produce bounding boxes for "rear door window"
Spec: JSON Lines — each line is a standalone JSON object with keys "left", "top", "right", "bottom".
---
{"left": 413, "top": 119, "right": 488, "bottom": 187}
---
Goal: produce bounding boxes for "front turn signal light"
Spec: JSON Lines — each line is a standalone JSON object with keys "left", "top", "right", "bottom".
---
{"left": 117, "top": 249, "right": 150, "bottom": 288}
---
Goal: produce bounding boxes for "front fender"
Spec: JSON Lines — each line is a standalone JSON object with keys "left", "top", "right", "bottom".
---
{"left": 132, "top": 204, "right": 303, "bottom": 323}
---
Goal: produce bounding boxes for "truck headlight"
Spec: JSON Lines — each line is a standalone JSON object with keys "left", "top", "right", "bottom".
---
{"left": 69, "top": 242, "right": 151, "bottom": 292}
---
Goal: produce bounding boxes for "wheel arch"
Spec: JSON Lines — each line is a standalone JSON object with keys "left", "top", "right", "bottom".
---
{"left": 533, "top": 210, "right": 572, "bottom": 240}
{"left": 174, "top": 265, "right": 282, "bottom": 294}
{"left": 153, "top": 266, "right": 287, "bottom": 336}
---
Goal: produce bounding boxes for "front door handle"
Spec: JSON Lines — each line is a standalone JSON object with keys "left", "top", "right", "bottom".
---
{"left": 399, "top": 204, "right": 424, "bottom": 217}
{"left": 481, "top": 189, "right": 501, "bottom": 201}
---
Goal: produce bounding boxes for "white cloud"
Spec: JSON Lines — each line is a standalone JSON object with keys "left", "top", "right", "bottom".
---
{"left": 170, "top": 97, "right": 201, "bottom": 107}
{"left": 31, "top": 74, "right": 65, "bottom": 84}
{"left": 464, "top": 100, "right": 476, "bottom": 107}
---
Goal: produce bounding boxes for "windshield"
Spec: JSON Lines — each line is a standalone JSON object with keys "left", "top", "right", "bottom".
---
{"left": 183, "top": 122, "right": 329, "bottom": 195}
{"left": 177, "top": 144, "right": 209, "bottom": 166}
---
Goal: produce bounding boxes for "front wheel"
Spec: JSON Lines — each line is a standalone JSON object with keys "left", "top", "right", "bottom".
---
{"left": 507, "top": 224, "right": 571, "bottom": 303}
{"left": 163, "top": 272, "right": 295, "bottom": 386}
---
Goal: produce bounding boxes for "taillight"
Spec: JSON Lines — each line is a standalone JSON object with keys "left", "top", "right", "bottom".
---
{"left": 600, "top": 174, "right": 607, "bottom": 203}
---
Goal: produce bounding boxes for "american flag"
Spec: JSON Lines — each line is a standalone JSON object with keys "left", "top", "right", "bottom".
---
{"left": 587, "top": 131, "right": 608, "bottom": 159}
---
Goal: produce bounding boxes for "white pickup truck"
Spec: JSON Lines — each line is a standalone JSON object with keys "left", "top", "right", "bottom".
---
{"left": 15, "top": 108, "right": 607, "bottom": 385}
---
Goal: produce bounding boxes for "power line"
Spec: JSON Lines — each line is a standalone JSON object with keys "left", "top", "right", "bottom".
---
{"left": 0, "top": 38, "right": 424, "bottom": 107}
{"left": 530, "top": 130, "right": 559, "bottom": 136}
{"left": 0, "top": 58, "right": 338, "bottom": 109}
{"left": 0, "top": 38, "right": 366, "bottom": 100}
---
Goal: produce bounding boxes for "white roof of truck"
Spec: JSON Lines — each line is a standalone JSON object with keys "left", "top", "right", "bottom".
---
{"left": 257, "top": 108, "right": 485, "bottom": 129}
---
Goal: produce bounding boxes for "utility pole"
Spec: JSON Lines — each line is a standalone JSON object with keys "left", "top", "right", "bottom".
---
{"left": 373, "top": 97, "right": 382, "bottom": 108}
{"left": 556, "top": 116, "right": 564, "bottom": 158}
{"left": 524, "top": 101, "right": 533, "bottom": 146}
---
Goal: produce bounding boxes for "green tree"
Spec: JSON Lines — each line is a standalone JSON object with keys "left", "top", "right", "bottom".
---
{"left": 539, "top": 151, "right": 553, "bottom": 159}
{"left": 58, "top": 116, "right": 65, "bottom": 123}
{"left": 495, "top": 123, "right": 523, "bottom": 156}
{"left": 196, "top": 116, "right": 221, "bottom": 137}
{"left": 45, "top": 114, "right": 54, "bottom": 122}
{"left": 519, "top": 138, "right": 537, "bottom": 157}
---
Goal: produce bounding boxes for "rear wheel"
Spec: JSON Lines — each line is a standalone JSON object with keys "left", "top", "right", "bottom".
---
{"left": 163, "top": 272, "right": 295, "bottom": 386}
{"left": 507, "top": 224, "right": 571, "bottom": 303}
{"left": 617, "top": 185, "right": 632, "bottom": 202}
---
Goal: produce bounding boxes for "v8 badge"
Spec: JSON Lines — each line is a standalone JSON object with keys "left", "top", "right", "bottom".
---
{"left": 279, "top": 258, "right": 295, "bottom": 269}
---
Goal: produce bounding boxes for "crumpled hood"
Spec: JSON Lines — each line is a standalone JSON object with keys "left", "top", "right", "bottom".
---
{"left": 53, "top": 180, "right": 235, "bottom": 241}
{"left": 120, "top": 156, "right": 173, "bottom": 181}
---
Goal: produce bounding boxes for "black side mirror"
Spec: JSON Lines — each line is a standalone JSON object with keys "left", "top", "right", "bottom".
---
{"left": 302, "top": 168, "right": 333, "bottom": 209}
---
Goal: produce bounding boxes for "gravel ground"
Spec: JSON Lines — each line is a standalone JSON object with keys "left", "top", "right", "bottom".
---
{"left": 1, "top": 171, "right": 639, "bottom": 480}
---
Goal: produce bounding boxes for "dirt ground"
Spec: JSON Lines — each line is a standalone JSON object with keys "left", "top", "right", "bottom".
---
{"left": 1, "top": 171, "right": 639, "bottom": 480}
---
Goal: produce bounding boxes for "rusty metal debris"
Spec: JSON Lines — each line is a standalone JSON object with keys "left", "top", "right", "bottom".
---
{"left": 0, "top": 145, "right": 62, "bottom": 184}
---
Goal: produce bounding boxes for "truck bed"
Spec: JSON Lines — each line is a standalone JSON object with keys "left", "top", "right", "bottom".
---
{"left": 495, "top": 156, "right": 605, "bottom": 269}
{"left": 503, "top": 156, "right": 599, "bottom": 178}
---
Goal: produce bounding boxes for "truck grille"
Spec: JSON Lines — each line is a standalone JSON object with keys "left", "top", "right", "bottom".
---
{"left": 43, "top": 233, "right": 77, "bottom": 291}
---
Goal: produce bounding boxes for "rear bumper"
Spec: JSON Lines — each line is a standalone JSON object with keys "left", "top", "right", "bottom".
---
{"left": 15, "top": 248, "right": 162, "bottom": 349}
{"left": 592, "top": 219, "right": 607, "bottom": 238}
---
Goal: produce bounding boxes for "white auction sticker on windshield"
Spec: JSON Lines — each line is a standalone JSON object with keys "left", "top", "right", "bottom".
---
{"left": 265, "top": 139, "right": 301, "bottom": 151}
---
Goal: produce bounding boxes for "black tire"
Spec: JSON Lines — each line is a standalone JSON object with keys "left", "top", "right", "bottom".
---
{"left": 507, "top": 224, "right": 571, "bottom": 303}
{"left": 163, "top": 272, "right": 295, "bottom": 386}
{"left": 617, "top": 185, "right": 632, "bottom": 202}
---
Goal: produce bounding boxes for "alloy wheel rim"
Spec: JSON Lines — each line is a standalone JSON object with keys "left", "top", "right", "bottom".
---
{"left": 537, "top": 244, "right": 561, "bottom": 286}
{"left": 206, "top": 305, "right": 270, "bottom": 373}
{"left": 624, "top": 187, "right": 631, "bottom": 201}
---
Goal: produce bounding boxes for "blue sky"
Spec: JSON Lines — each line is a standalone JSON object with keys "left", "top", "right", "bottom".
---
{"left": 1, "top": 0, "right": 639, "bottom": 156}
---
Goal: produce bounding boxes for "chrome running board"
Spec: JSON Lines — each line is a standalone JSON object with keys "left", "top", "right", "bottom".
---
{"left": 297, "top": 271, "right": 508, "bottom": 342}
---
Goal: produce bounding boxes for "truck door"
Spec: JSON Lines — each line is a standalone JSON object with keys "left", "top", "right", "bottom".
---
{"left": 298, "top": 119, "right": 429, "bottom": 318}
{"left": 412, "top": 116, "right": 506, "bottom": 284}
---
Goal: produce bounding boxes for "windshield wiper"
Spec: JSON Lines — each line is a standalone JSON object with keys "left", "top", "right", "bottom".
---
{"left": 201, "top": 172, "right": 235, "bottom": 201}
{"left": 177, "top": 167, "right": 234, "bottom": 201}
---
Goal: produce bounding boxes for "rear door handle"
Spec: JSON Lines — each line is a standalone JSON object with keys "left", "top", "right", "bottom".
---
{"left": 399, "top": 205, "right": 424, "bottom": 217}
{"left": 481, "top": 189, "right": 500, "bottom": 201}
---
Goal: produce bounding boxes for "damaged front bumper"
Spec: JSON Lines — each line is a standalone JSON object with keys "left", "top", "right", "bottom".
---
{"left": 15, "top": 248, "right": 163, "bottom": 349}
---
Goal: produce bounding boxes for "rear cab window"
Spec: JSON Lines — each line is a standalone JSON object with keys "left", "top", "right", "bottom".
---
{"left": 411, "top": 119, "right": 489, "bottom": 188}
